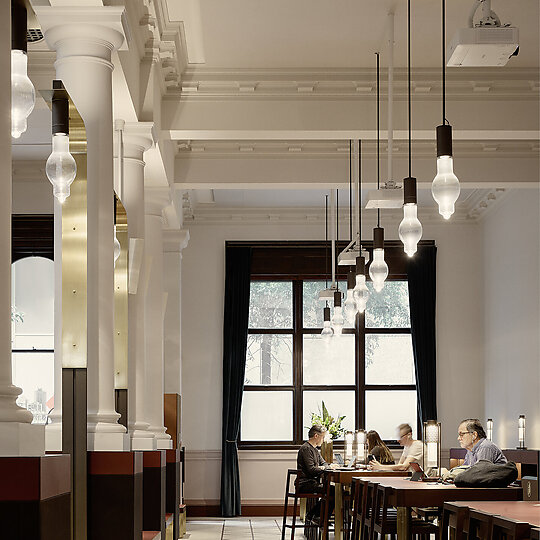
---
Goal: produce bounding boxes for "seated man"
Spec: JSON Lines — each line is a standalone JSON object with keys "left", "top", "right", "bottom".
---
{"left": 371, "top": 423, "right": 422, "bottom": 471}
{"left": 458, "top": 418, "right": 507, "bottom": 465}
{"left": 296, "top": 425, "right": 335, "bottom": 523}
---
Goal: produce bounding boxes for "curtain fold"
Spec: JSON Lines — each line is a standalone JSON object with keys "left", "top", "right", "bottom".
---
{"left": 220, "top": 246, "right": 252, "bottom": 517}
{"left": 407, "top": 244, "right": 437, "bottom": 423}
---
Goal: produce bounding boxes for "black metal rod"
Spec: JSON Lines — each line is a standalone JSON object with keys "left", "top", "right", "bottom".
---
{"left": 358, "top": 140, "right": 362, "bottom": 242}
{"left": 349, "top": 140, "right": 352, "bottom": 242}
{"left": 336, "top": 188, "right": 339, "bottom": 273}
{"left": 376, "top": 51, "right": 381, "bottom": 228}
{"left": 408, "top": 0, "right": 412, "bottom": 178}
{"left": 443, "top": 0, "right": 446, "bottom": 125}
{"left": 325, "top": 195, "right": 329, "bottom": 293}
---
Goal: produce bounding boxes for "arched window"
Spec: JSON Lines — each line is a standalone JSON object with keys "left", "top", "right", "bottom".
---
{"left": 11, "top": 256, "right": 55, "bottom": 424}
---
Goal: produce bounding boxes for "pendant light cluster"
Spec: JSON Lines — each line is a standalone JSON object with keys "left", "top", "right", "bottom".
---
{"left": 398, "top": 0, "right": 423, "bottom": 257}
{"left": 45, "top": 83, "right": 77, "bottom": 204}
{"left": 11, "top": 0, "right": 35, "bottom": 139}
{"left": 432, "top": 0, "right": 460, "bottom": 219}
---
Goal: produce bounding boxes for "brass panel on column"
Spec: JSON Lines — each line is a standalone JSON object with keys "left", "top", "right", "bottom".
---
{"left": 114, "top": 199, "right": 128, "bottom": 388}
{"left": 114, "top": 199, "right": 128, "bottom": 426}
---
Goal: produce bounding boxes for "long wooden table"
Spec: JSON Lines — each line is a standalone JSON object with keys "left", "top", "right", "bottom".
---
{"left": 365, "top": 477, "right": 522, "bottom": 540}
{"left": 448, "top": 500, "right": 540, "bottom": 527}
{"left": 322, "top": 469, "right": 408, "bottom": 540}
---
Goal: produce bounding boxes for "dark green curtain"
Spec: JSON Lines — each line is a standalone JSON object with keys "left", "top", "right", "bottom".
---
{"left": 407, "top": 244, "right": 437, "bottom": 423}
{"left": 220, "top": 246, "right": 252, "bottom": 517}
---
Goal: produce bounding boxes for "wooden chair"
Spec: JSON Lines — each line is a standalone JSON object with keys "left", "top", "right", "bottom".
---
{"left": 350, "top": 478, "right": 373, "bottom": 540}
{"left": 441, "top": 502, "right": 469, "bottom": 540}
{"left": 491, "top": 516, "right": 531, "bottom": 540}
{"left": 467, "top": 509, "right": 494, "bottom": 540}
{"left": 529, "top": 528, "right": 540, "bottom": 540}
{"left": 280, "top": 469, "right": 322, "bottom": 540}
{"left": 370, "top": 484, "right": 437, "bottom": 540}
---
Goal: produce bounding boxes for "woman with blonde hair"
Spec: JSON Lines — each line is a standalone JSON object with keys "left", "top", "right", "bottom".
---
{"left": 367, "top": 430, "right": 395, "bottom": 465}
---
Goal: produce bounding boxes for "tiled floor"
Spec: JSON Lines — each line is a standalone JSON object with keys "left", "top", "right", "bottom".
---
{"left": 186, "top": 516, "right": 325, "bottom": 539}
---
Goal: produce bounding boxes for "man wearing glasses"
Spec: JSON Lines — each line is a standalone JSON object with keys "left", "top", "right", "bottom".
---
{"left": 458, "top": 419, "right": 507, "bottom": 466}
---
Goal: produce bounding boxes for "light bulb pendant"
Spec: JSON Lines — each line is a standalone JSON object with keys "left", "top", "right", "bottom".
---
{"left": 331, "top": 290, "right": 344, "bottom": 337}
{"left": 321, "top": 306, "right": 334, "bottom": 343}
{"left": 369, "top": 227, "right": 388, "bottom": 292}
{"left": 353, "top": 256, "right": 369, "bottom": 313}
{"left": 400, "top": 177, "right": 422, "bottom": 257}
{"left": 432, "top": 125, "right": 460, "bottom": 219}
{"left": 344, "top": 270, "right": 357, "bottom": 323}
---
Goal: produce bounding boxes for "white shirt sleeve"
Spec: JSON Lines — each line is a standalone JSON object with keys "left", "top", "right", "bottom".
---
{"left": 406, "top": 440, "right": 423, "bottom": 463}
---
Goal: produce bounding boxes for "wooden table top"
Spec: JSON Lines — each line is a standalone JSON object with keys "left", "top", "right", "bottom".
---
{"left": 449, "top": 501, "right": 540, "bottom": 527}
{"left": 365, "top": 477, "right": 522, "bottom": 507}
{"left": 325, "top": 469, "right": 409, "bottom": 483}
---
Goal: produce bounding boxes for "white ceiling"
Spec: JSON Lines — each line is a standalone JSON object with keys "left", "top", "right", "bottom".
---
{"left": 167, "top": 0, "right": 539, "bottom": 68}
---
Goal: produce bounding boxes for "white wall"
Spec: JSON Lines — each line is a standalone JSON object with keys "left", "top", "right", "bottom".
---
{"left": 181, "top": 215, "right": 485, "bottom": 506}
{"left": 483, "top": 189, "right": 540, "bottom": 450}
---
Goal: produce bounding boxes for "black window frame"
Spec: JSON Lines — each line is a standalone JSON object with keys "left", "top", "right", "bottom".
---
{"left": 237, "top": 240, "right": 427, "bottom": 450}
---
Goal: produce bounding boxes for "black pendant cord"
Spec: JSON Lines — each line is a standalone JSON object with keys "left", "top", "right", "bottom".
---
{"left": 336, "top": 188, "right": 339, "bottom": 274}
{"left": 349, "top": 140, "right": 353, "bottom": 242}
{"left": 408, "top": 0, "right": 412, "bottom": 178}
{"left": 325, "top": 195, "right": 329, "bottom": 305}
{"left": 358, "top": 140, "right": 362, "bottom": 243}
{"left": 376, "top": 52, "right": 381, "bottom": 228}
{"left": 442, "top": 0, "right": 447, "bottom": 125}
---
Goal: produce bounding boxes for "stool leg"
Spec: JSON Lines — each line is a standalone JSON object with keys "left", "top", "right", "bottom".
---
{"left": 282, "top": 492, "right": 289, "bottom": 540}
{"left": 291, "top": 496, "right": 299, "bottom": 540}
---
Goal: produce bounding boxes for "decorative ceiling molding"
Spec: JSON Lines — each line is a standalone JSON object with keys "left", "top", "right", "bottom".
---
{"left": 175, "top": 139, "right": 540, "bottom": 159}
{"left": 185, "top": 205, "right": 477, "bottom": 225}
{"left": 466, "top": 188, "right": 508, "bottom": 219}
{"left": 167, "top": 67, "right": 540, "bottom": 101}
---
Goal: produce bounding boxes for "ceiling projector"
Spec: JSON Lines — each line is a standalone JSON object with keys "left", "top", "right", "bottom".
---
{"left": 447, "top": 0, "right": 518, "bottom": 67}
{"left": 447, "top": 26, "right": 519, "bottom": 67}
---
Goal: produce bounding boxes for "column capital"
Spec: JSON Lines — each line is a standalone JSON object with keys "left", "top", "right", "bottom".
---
{"left": 145, "top": 188, "right": 171, "bottom": 217}
{"left": 122, "top": 122, "right": 157, "bottom": 153}
{"left": 163, "top": 229, "right": 190, "bottom": 253}
{"left": 35, "top": 6, "right": 128, "bottom": 54}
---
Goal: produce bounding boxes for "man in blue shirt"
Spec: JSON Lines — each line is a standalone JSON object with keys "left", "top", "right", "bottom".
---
{"left": 458, "top": 418, "right": 507, "bottom": 466}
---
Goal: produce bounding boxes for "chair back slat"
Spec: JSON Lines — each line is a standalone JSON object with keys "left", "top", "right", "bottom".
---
{"left": 492, "top": 516, "right": 531, "bottom": 540}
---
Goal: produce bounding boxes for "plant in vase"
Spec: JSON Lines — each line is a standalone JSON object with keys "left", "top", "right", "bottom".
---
{"left": 310, "top": 401, "right": 345, "bottom": 463}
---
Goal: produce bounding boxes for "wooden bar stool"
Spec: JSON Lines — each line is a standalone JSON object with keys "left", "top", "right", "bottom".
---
{"left": 349, "top": 478, "right": 364, "bottom": 540}
{"left": 467, "top": 509, "right": 494, "bottom": 540}
{"left": 491, "top": 516, "right": 531, "bottom": 540}
{"left": 530, "top": 528, "right": 540, "bottom": 540}
{"left": 281, "top": 469, "right": 321, "bottom": 540}
{"left": 441, "top": 502, "right": 469, "bottom": 540}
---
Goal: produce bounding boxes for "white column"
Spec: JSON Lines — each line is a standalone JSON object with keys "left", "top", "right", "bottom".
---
{"left": 145, "top": 190, "right": 172, "bottom": 450}
{"left": 163, "top": 230, "right": 190, "bottom": 397}
{"left": 0, "top": 0, "right": 44, "bottom": 456}
{"left": 45, "top": 199, "right": 63, "bottom": 451}
{"left": 118, "top": 121, "right": 157, "bottom": 450}
{"left": 37, "top": 7, "right": 128, "bottom": 450}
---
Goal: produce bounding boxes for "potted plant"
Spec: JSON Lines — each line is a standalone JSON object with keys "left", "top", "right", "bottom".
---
{"left": 310, "top": 401, "right": 345, "bottom": 463}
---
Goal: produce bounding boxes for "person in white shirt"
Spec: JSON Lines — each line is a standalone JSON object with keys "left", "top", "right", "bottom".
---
{"left": 370, "top": 423, "right": 422, "bottom": 472}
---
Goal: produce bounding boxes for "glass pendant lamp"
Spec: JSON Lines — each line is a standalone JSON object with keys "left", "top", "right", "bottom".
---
{"left": 45, "top": 84, "right": 77, "bottom": 203}
{"left": 399, "top": 0, "right": 422, "bottom": 257}
{"left": 432, "top": 0, "right": 460, "bottom": 219}
{"left": 11, "top": 0, "right": 35, "bottom": 139}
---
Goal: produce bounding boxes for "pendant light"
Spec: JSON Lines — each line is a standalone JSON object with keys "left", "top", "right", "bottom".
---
{"left": 344, "top": 141, "right": 357, "bottom": 323}
{"left": 45, "top": 83, "right": 77, "bottom": 203}
{"left": 331, "top": 189, "right": 344, "bottom": 336}
{"left": 399, "top": 0, "right": 423, "bottom": 257}
{"left": 353, "top": 141, "right": 369, "bottom": 313}
{"left": 321, "top": 195, "right": 334, "bottom": 342}
{"left": 369, "top": 53, "right": 389, "bottom": 292}
{"left": 432, "top": 0, "right": 460, "bottom": 219}
{"left": 11, "top": 0, "right": 35, "bottom": 138}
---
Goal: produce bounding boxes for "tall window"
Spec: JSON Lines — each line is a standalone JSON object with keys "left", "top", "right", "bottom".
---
{"left": 11, "top": 256, "right": 55, "bottom": 424}
{"left": 239, "top": 243, "right": 417, "bottom": 447}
